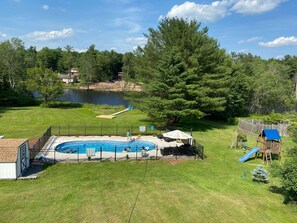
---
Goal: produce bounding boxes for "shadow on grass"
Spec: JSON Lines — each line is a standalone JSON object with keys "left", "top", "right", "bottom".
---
{"left": 269, "top": 185, "right": 286, "bottom": 195}
{"left": 0, "top": 106, "right": 33, "bottom": 119}
{"left": 48, "top": 101, "right": 83, "bottom": 109}
{"left": 139, "top": 116, "right": 232, "bottom": 132}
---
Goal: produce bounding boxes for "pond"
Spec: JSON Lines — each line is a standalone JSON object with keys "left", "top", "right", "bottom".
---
{"left": 35, "top": 89, "right": 129, "bottom": 106}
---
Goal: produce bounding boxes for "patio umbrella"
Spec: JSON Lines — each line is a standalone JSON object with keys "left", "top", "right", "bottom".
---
{"left": 163, "top": 130, "right": 193, "bottom": 144}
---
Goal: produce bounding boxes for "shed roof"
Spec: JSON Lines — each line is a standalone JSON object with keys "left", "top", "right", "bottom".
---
{"left": 261, "top": 129, "right": 281, "bottom": 141}
{"left": 0, "top": 139, "right": 27, "bottom": 162}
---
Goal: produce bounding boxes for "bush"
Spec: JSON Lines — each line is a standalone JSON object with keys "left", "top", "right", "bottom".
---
{"left": 282, "top": 158, "right": 297, "bottom": 203}
{"left": 237, "top": 133, "right": 247, "bottom": 142}
{"left": 251, "top": 165, "right": 269, "bottom": 183}
{"left": 263, "top": 112, "right": 285, "bottom": 124}
{"left": 288, "top": 123, "right": 297, "bottom": 140}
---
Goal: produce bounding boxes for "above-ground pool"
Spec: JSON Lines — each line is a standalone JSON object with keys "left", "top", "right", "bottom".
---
{"left": 55, "top": 140, "right": 156, "bottom": 154}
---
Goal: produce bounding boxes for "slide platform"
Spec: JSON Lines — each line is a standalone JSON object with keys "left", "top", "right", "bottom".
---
{"left": 239, "top": 147, "right": 260, "bottom": 162}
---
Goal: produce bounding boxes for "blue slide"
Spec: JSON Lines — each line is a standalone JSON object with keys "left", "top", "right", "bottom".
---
{"left": 239, "top": 147, "right": 260, "bottom": 162}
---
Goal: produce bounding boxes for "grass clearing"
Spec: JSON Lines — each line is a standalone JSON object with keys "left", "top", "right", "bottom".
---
{"left": 0, "top": 105, "right": 296, "bottom": 222}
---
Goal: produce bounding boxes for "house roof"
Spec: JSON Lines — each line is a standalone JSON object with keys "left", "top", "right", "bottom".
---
{"left": 261, "top": 129, "right": 281, "bottom": 141}
{"left": 0, "top": 139, "right": 27, "bottom": 162}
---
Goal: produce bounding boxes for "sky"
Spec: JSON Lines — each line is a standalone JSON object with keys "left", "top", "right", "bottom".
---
{"left": 0, "top": 0, "right": 296, "bottom": 59}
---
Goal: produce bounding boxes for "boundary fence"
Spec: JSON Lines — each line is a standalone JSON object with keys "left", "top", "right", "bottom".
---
{"left": 51, "top": 125, "right": 160, "bottom": 137}
{"left": 29, "top": 125, "right": 205, "bottom": 162}
{"left": 238, "top": 119, "right": 290, "bottom": 136}
{"left": 29, "top": 127, "right": 51, "bottom": 160}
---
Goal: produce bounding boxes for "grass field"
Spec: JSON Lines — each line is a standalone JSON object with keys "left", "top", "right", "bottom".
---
{"left": 0, "top": 105, "right": 296, "bottom": 222}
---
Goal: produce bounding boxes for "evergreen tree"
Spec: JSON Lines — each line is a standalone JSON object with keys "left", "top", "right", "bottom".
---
{"left": 136, "top": 18, "right": 230, "bottom": 124}
{"left": 251, "top": 165, "right": 269, "bottom": 183}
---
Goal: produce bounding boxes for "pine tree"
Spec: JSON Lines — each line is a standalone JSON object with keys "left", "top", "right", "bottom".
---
{"left": 251, "top": 165, "right": 269, "bottom": 183}
{"left": 135, "top": 18, "right": 230, "bottom": 125}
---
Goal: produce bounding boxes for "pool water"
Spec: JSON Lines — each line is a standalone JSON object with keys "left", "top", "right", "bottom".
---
{"left": 55, "top": 140, "right": 156, "bottom": 154}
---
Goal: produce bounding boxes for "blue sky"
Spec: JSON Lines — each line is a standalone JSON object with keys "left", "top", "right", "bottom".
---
{"left": 0, "top": 0, "right": 296, "bottom": 59}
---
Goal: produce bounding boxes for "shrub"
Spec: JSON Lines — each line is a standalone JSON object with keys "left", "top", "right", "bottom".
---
{"left": 237, "top": 133, "right": 247, "bottom": 142}
{"left": 263, "top": 112, "right": 285, "bottom": 124}
{"left": 251, "top": 165, "right": 269, "bottom": 183}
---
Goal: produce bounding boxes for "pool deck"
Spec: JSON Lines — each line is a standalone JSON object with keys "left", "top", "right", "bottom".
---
{"left": 40, "top": 135, "right": 183, "bottom": 162}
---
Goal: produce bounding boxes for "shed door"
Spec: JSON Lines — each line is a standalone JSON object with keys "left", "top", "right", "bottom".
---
{"left": 20, "top": 143, "right": 27, "bottom": 174}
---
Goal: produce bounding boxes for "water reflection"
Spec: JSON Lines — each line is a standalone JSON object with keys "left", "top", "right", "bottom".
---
{"left": 35, "top": 89, "right": 129, "bottom": 106}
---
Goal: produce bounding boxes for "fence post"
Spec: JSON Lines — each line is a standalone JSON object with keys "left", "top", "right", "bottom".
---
{"left": 100, "top": 146, "right": 102, "bottom": 161}
{"left": 114, "top": 146, "right": 117, "bottom": 162}
{"left": 54, "top": 149, "right": 56, "bottom": 164}
{"left": 136, "top": 146, "right": 138, "bottom": 160}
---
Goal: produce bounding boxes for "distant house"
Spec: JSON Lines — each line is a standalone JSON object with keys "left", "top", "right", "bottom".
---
{"left": 59, "top": 74, "right": 78, "bottom": 84}
{"left": 0, "top": 139, "right": 30, "bottom": 180}
{"left": 70, "top": 68, "right": 79, "bottom": 77}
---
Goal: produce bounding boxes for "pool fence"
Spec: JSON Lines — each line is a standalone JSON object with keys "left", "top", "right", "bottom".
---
{"left": 29, "top": 125, "right": 205, "bottom": 163}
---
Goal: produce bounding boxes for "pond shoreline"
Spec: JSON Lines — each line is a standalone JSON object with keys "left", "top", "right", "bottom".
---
{"left": 79, "top": 80, "right": 142, "bottom": 92}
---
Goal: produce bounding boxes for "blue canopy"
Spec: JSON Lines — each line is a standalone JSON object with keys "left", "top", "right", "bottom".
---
{"left": 261, "top": 129, "right": 281, "bottom": 141}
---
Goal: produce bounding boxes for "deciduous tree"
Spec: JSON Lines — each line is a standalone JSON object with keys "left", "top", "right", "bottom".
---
{"left": 26, "top": 67, "right": 63, "bottom": 106}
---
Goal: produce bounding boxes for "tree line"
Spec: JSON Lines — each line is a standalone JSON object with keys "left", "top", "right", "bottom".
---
{"left": 1, "top": 18, "right": 297, "bottom": 120}
{"left": 0, "top": 39, "right": 123, "bottom": 105}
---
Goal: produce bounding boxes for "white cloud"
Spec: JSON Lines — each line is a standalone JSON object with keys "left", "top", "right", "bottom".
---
{"left": 24, "top": 28, "right": 74, "bottom": 41}
{"left": 43, "top": 4, "right": 49, "bottom": 11}
{"left": 161, "top": 0, "right": 285, "bottom": 23}
{"left": 126, "top": 37, "right": 147, "bottom": 50}
{"left": 115, "top": 17, "right": 140, "bottom": 33}
{"left": 126, "top": 37, "right": 147, "bottom": 45}
{"left": 231, "top": 0, "right": 284, "bottom": 15}
{"left": 164, "top": 1, "right": 231, "bottom": 23}
{"left": 0, "top": 32, "right": 7, "bottom": 38}
{"left": 259, "top": 36, "right": 297, "bottom": 47}
{"left": 73, "top": 48, "right": 87, "bottom": 53}
{"left": 238, "top": 36, "right": 263, "bottom": 44}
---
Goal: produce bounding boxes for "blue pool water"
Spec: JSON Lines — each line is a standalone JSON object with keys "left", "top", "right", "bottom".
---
{"left": 55, "top": 140, "right": 156, "bottom": 154}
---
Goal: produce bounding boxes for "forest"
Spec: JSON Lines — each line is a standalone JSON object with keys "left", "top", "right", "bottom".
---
{"left": 0, "top": 18, "right": 297, "bottom": 122}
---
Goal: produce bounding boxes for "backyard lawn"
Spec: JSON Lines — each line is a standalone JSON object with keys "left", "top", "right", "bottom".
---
{"left": 0, "top": 105, "right": 296, "bottom": 222}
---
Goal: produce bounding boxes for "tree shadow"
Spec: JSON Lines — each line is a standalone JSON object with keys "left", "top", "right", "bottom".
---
{"left": 48, "top": 101, "right": 83, "bottom": 109}
{"left": 176, "top": 117, "right": 231, "bottom": 132}
{"left": 0, "top": 106, "right": 33, "bottom": 119}
{"left": 138, "top": 116, "right": 232, "bottom": 132}
{"left": 269, "top": 185, "right": 286, "bottom": 195}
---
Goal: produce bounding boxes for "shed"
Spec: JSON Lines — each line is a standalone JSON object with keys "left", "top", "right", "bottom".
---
{"left": 0, "top": 139, "right": 30, "bottom": 179}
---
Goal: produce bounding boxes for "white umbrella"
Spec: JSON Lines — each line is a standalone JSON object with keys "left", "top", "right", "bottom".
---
{"left": 163, "top": 130, "right": 193, "bottom": 145}
{"left": 163, "top": 130, "right": 192, "bottom": 140}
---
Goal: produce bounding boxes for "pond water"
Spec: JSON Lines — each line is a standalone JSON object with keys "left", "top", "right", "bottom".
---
{"left": 35, "top": 89, "right": 129, "bottom": 106}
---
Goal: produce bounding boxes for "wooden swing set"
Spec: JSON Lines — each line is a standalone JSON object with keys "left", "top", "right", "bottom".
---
{"left": 230, "top": 128, "right": 282, "bottom": 163}
{"left": 256, "top": 129, "right": 282, "bottom": 163}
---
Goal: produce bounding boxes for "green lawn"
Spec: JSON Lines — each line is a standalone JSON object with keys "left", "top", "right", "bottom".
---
{"left": 0, "top": 105, "right": 296, "bottom": 222}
